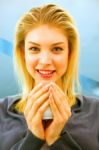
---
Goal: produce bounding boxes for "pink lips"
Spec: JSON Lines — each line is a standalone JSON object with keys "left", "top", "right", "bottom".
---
{"left": 36, "top": 69, "right": 55, "bottom": 79}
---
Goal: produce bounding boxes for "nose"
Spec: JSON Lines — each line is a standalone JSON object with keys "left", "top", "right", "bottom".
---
{"left": 39, "top": 51, "right": 52, "bottom": 65}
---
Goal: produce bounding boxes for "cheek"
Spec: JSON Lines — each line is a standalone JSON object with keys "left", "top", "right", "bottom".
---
{"left": 62, "top": 57, "right": 68, "bottom": 69}
{"left": 63, "top": 52, "right": 69, "bottom": 68}
{"left": 25, "top": 55, "right": 37, "bottom": 72}
{"left": 55, "top": 55, "right": 68, "bottom": 70}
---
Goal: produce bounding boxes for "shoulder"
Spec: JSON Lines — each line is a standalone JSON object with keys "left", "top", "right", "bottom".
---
{"left": 83, "top": 95, "right": 99, "bottom": 106}
{"left": 79, "top": 95, "right": 99, "bottom": 115}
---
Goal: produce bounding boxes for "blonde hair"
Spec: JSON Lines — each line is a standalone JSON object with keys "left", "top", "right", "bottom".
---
{"left": 13, "top": 4, "right": 80, "bottom": 112}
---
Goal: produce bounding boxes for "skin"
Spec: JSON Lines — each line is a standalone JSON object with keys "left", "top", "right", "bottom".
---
{"left": 24, "top": 25, "right": 71, "bottom": 145}
{"left": 24, "top": 25, "right": 69, "bottom": 88}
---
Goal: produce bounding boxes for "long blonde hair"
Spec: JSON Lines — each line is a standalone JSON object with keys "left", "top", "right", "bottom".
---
{"left": 13, "top": 4, "right": 80, "bottom": 112}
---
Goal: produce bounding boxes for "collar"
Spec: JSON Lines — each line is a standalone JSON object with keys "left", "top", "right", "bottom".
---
{"left": 7, "top": 94, "right": 84, "bottom": 112}
{"left": 71, "top": 95, "right": 84, "bottom": 113}
{"left": 7, "top": 94, "right": 21, "bottom": 111}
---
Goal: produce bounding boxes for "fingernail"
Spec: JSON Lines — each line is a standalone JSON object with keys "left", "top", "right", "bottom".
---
{"left": 44, "top": 84, "right": 51, "bottom": 89}
{"left": 38, "top": 83, "right": 44, "bottom": 87}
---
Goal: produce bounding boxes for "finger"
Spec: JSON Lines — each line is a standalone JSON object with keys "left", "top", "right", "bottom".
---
{"left": 28, "top": 82, "right": 45, "bottom": 98}
{"left": 51, "top": 85, "right": 70, "bottom": 110}
{"left": 27, "top": 90, "right": 50, "bottom": 121}
{"left": 25, "top": 83, "right": 44, "bottom": 114}
{"left": 50, "top": 82, "right": 65, "bottom": 97}
{"left": 49, "top": 93, "right": 62, "bottom": 120}
{"left": 50, "top": 87, "right": 70, "bottom": 119}
{"left": 51, "top": 82, "right": 69, "bottom": 105}
{"left": 31, "top": 84, "right": 51, "bottom": 104}
{"left": 50, "top": 87, "right": 64, "bottom": 116}
{"left": 25, "top": 84, "right": 50, "bottom": 116}
{"left": 36, "top": 99, "right": 50, "bottom": 119}
{"left": 29, "top": 82, "right": 51, "bottom": 98}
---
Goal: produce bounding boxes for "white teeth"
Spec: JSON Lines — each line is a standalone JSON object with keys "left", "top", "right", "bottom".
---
{"left": 38, "top": 70, "right": 54, "bottom": 75}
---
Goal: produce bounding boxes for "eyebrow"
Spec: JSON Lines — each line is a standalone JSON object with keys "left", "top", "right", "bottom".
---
{"left": 28, "top": 41, "right": 65, "bottom": 46}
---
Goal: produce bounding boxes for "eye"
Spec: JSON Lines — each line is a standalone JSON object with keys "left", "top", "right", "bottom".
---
{"left": 29, "top": 46, "right": 40, "bottom": 52}
{"left": 52, "top": 47, "right": 63, "bottom": 52}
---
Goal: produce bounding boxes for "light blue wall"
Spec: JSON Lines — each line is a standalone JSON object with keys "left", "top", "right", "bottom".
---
{"left": 0, "top": 53, "right": 19, "bottom": 97}
{"left": 0, "top": 0, "right": 99, "bottom": 97}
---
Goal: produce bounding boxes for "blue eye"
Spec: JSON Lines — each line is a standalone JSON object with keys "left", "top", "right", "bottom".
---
{"left": 53, "top": 47, "right": 63, "bottom": 52}
{"left": 29, "top": 47, "right": 40, "bottom": 51}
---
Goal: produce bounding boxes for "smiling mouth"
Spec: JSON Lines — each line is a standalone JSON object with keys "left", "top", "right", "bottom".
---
{"left": 36, "top": 70, "right": 56, "bottom": 78}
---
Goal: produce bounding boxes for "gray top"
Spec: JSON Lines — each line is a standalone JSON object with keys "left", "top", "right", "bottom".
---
{"left": 0, "top": 94, "right": 99, "bottom": 150}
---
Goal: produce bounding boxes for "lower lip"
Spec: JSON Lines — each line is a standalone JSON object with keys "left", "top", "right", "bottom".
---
{"left": 36, "top": 70, "right": 55, "bottom": 79}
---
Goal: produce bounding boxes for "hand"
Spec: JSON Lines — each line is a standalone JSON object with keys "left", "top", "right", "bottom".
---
{"left": 24, "top": 82, "right": 50, "bottom": 140}
{"left": 44, "top": 82, "right": 71, "bottom": 145}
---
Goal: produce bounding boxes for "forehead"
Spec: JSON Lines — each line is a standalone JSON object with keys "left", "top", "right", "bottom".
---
{"left": 25, "top": 25, "right": 68, "bottom": 43}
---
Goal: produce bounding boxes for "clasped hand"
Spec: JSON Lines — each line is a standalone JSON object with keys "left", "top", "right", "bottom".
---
{"left": 24, "top": 82, "right": 71, "bottom": 145}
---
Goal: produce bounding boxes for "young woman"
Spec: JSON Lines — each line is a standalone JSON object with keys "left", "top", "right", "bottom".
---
{"left": 0, "top": 4, "right": 99, "bottom": 150}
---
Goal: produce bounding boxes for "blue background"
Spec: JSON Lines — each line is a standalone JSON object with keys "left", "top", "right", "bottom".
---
{"left": 0, "top": 0, "right": 99, "bottom": 98}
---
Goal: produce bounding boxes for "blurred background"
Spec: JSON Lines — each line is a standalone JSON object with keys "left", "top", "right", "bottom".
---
{"left": 0, "top": 0, "right": 99, "bottom": 98}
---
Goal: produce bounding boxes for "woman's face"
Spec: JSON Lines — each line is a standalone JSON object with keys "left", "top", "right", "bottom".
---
{"left": 24, "top": 25, "right": 69, "bottom": 88}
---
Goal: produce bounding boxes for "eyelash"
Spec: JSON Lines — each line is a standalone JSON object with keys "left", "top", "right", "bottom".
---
{"left": 29, "top": 47, "right": 40, "bottom": 51}
{"left": 53, "top": 47, "right": 63, "bottom": 52}
{"left": 29, "top": 46, "right": 63, "bottom": 53}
